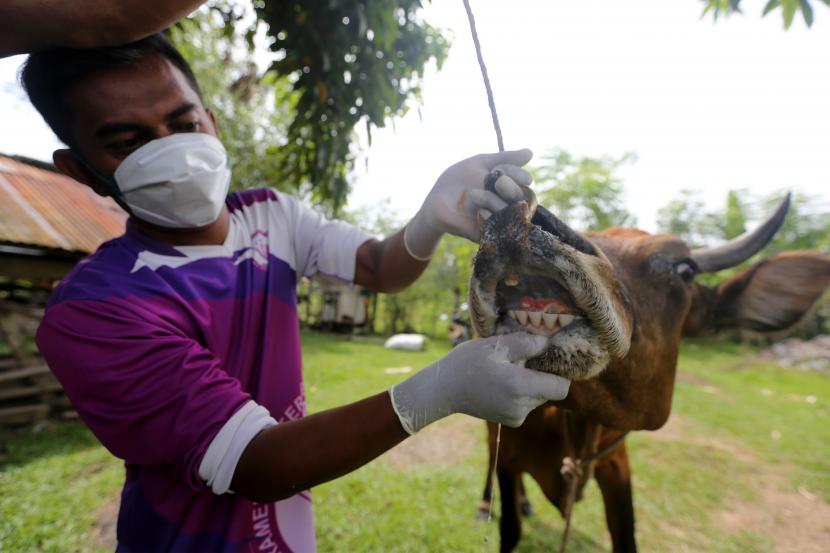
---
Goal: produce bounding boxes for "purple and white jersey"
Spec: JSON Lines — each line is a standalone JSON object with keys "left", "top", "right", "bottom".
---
{"left": 36, "top": 189, "right": 371, "bottom": 553}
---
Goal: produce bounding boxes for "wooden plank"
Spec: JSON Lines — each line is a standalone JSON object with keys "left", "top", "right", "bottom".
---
{"left": 0, "top": 403, "right": 48, "bottom": 420}
{"left": 0, "top": 385, "right": 39, "bottom": 400}
{"left": 0, "top": 381, "right": 62, "bottom": 400}
{"left": 0, "top": 364, "right": 50, "bottom": 383}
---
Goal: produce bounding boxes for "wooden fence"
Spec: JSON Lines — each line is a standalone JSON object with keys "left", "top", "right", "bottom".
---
{"left": 0, "top": 294, "right": 74, "bottom": 427}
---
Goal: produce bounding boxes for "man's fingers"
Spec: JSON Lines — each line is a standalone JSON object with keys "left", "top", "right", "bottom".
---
{"left": 492, "top": 174, "right": 524, "bottom": 203}
{"left": 482, "top": 148, "right": 533, "bottom": 169}
{"left": 492, "top": 164, "right": 533, "bottom": 188}
{"left": 495, "top": 332, "right": 549, "bottom": 363}
{"left": 468, "top": 188, "right": 508, "bottom": 214}
{"left": 515, "top": 368, "right": 571, "bottom": 402}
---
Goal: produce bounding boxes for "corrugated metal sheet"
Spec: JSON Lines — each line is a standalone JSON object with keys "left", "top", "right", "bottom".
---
{"left": 0, "top": 155, "right": 126, "bottom": 254}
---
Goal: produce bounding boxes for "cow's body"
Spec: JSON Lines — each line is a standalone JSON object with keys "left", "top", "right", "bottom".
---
{"left": 483, "top": 410, "right": 635, "bottom": 552}
{"left": 469, "top": 200, "right": 830, "bottom": 552}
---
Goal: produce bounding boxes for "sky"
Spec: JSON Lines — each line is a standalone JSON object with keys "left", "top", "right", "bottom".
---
{"left": 1, "top": 0, "right": 829, "bottom": 232}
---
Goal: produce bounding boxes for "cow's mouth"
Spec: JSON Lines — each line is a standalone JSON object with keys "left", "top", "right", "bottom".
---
{"left": 494, "top": 273, "right": 585, "bottom": 337}
{"left": 469, "top": 202, "right": 632, "bottom": 380}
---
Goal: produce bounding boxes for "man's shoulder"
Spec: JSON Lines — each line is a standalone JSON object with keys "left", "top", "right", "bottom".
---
{"left": 47, "top": 235, "right": 149, "bottom": 308}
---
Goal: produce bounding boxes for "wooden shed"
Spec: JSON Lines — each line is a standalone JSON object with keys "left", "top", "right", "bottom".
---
{"left": 0, "top": 154, "right": 125, "bottom": 426}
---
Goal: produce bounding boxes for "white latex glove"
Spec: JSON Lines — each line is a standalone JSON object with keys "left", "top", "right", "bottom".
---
{"left": 403, "top": 149, "right": 534, "bottom": 260}
{"left": 389, "top": 333, "right": 571, "bottom": 434}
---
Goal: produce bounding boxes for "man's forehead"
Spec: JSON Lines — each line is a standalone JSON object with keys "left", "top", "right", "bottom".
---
{"left": 66, "top": 54, "right": 202, "bottom": 130}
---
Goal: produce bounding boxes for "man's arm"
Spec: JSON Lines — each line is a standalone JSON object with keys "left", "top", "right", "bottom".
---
{"left": 352, "top": 149, "right": 535, "bottom": 292}
{"left": 354, "top": 229, "right": 430, "bottom": 293}
{"left": 230, "top": 333, "right": 569, "bottom": 503}
{"left": 0, "top": 0, "right": 204, "bottom": 57}
{"left": 231, "top": 392, "right": 407, "bottom": 502}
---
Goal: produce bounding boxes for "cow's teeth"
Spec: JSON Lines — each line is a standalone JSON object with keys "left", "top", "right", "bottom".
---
{"left": 543, "top": 313, "right": 558, "bottom": 329}
{"left": 508, "top": 310, "right": 517, "bottom": 321}
{"left": 516, "top": 310, "right": 528, "bottom": 325}
{"left": 528, "top": 311, "right": 542, "bottom": 327}
{"left": 559, "top": 314, "right": 575, "bottom": 327}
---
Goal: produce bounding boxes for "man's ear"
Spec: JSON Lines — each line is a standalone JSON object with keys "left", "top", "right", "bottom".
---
{"left": 53, "top": 149, "right": 108, "bottom": 197}
{"left": 709, "top": 251, "right": 830, "bottom": 335}
{"left": 206, "top": 108, "right": 219, "bottom": 137}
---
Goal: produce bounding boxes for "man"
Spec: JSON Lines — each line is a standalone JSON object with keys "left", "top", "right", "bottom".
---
{"left": 26, "top": 34, "right": 570, "bottom": 552}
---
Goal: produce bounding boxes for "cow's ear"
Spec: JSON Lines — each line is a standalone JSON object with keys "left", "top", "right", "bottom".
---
{"left": 710, "top": 251, "right": 830, "bottom": 335}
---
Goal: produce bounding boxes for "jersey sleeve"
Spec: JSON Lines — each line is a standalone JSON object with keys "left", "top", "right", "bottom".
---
{"left": 273, "top": 190, "right": 373, "bottom": 282}
{"left": 35, "top": 297, "right": 252, "bottom": 492}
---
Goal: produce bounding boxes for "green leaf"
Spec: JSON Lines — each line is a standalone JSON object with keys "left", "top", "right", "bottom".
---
{"left": 800, "top": 0, "right": 815, "bottom": 25}
{"left": 762, "top": 0, "right": 782, "bottom": 16}
{"left": 782, "top": 0, "right": 800, "bottom": 27}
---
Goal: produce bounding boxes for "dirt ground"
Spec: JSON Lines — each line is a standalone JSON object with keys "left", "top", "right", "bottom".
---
{"left": 653, "top": 413, "right": 830, "bottom": 553}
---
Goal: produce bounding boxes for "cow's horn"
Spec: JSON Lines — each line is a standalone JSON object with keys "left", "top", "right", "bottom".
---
{"left": 691, "top": 193, "right": 791, "bottom": 273}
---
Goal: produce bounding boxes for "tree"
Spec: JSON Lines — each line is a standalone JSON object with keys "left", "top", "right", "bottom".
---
{"left": 217, "top": 0, "right": 449, "bottom": 213}
{"left": 532, "top": 149, "right": 637, "bottom": 232}
{"left": 756, "top": 190, "right": 830, "bottom": 255}
{"left": 701, "top": 0, "right": 830, "bottom": 29}
{"left": 655, "top": 189, "right": 712, "bottom": 246}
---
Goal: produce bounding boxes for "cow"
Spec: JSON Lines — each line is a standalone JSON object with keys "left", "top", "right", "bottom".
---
{"left": 468, "top": 195, "right": 830, "bottom": 553}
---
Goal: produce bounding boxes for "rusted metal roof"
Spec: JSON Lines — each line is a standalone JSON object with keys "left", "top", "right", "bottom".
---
{"left": 0, "top": 154, "right": 126, "bottom": 254}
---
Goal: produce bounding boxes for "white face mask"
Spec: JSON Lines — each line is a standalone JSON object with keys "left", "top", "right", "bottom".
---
{"left": 113, "top": 133, "right": 231, "bottom": 229}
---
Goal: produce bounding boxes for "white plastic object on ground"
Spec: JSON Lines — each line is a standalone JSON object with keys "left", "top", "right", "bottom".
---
{"left": 384, "top": 333, "right": 427, "bottom": 351}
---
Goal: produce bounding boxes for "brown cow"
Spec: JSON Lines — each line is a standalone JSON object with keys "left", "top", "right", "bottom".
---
{"left": 468, "top": 196, "right": 830, "bottom": 553}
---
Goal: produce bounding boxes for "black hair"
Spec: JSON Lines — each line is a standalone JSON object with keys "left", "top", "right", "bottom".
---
{"left": 21, "top": 32, "right": 202, "bottom": 147}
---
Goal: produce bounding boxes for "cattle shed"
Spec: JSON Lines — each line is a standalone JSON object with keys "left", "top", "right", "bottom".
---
{"left": 0, "top": 154, "right": 126, "bottom": 426}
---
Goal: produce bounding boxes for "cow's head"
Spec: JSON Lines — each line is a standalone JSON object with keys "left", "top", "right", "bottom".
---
{"left": 470, "top": 195, "right": 830, "bottom": 431}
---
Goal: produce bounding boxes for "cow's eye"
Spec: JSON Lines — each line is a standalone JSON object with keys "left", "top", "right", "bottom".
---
{"left": 673, "top": 259, "right": 698, "bottom": 283}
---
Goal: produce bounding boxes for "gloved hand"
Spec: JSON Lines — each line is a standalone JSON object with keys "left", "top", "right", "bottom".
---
{"left": 403, "top": 149, "right": 534, "bottom": 260}
{"left": 389, "top": 333, "right": 571, "bottom": 434}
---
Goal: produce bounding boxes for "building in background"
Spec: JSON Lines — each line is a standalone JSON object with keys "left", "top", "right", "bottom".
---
{"left": 0, "top": 154, "right": 125, "bottom": 426}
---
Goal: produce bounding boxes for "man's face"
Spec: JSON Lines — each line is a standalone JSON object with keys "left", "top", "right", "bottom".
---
{"left": 57, "top": 53, "right": 217, "bottom": 189}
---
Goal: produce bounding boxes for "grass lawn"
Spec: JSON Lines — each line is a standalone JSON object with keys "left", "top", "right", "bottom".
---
{"left": 1, "top": 332, "right": 828, "bottom": 552}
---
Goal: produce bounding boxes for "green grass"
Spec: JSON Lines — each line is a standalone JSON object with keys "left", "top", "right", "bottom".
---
{"left": 1, "top": 332, "right": 828, "bottom": 552}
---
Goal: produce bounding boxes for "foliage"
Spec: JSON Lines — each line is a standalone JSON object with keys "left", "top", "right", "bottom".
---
{"left": 701, "top": 0, "right": 830, "bottom": 29}
{"left": 247, "top": 0, "right": 449, "bottom": 213}
{"left": 720, "top": 189, "right": 748, "bottom": 239}
{"left": 758, "top": 191, "right": 830, "bottom": 255}
{"left": 4, "top": 334, "right": 830, "bottom": 551}
{"left": 657, "top": 188, "right": 830, "bottom": 254}
{"left": 532, "top": 149, "right": 637, "bottom": 232}
{"left": 656, "top": 189, "right": 712, "bottom": 247}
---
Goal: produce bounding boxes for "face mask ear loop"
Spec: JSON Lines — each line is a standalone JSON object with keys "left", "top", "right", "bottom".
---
{"left": 69, "top": 151, "right": 126, "bottom": 203}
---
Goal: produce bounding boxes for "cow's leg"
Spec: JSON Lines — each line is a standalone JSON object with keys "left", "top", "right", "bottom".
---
{"left": 497, "top": 468, "right": 523, "bottom": 553}
{"left": 594, "top": 440, "right": 636, "bottom": 553}
{"left": 518, "top": 477, "right": 533, "bottom": 517}
{"left": 477, "top": 422, "right": 499, "bottom": 520}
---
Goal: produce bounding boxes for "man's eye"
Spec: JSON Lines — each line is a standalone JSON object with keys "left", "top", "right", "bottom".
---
{"left": 176, "top": 121, "right": 200, "bottom": 132}
{"left": 107, "top": 137, "right": 144, "bottom": 156}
